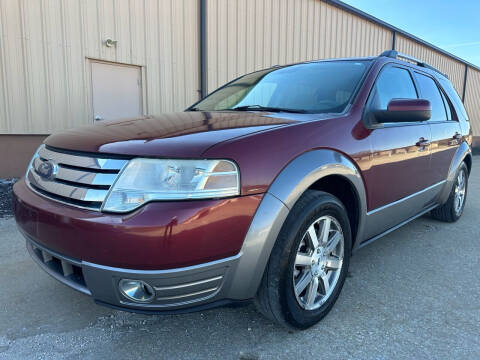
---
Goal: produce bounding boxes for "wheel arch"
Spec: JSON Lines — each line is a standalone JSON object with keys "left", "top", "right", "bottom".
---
{"left": 308, "top": 174, "right": 361, "bottom": 243}
{"left": 438, "top": 142, "right": 472, "bottom": 204}
{"left": 225, "top": 149, "right": 367, "bottom": 300}
{"left": 464, "top": 152, "right": 472, "bottom": 175}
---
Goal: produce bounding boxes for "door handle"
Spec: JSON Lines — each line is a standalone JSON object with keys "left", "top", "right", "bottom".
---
{"left": 449, "top": 132, "right": 462, "bottom": 146}
{"left": 416, "top": 138, "right": 431, "bottom": 147}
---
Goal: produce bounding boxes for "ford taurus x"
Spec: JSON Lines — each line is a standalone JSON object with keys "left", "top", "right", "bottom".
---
{"left": 14, "top": 50, "right": 472, "bottom": 329}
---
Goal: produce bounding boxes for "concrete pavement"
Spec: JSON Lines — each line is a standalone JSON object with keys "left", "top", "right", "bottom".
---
{"left": 0, "top": 158, "right": 479, "bottom": 359}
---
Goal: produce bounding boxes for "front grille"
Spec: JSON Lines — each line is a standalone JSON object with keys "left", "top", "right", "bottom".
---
{"left": 26, "top": 238, "right": 91, "bottom": 296}
{"left": 26, "top": 145, "right": 128, "bottom": 211}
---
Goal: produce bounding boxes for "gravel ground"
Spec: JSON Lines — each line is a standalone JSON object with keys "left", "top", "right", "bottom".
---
{"left": 0, "top": 178, "right": 17, "bottom": 218}
{"left": 0, "top": 158, "right": 479, "bottom": 359}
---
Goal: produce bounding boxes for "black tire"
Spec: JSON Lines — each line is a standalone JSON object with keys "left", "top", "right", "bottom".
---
{"left": 431, "top": 162, "right": 469, "bottom": 222}
{"left": 254, "top": 190, "right": 352, "bottom": 329}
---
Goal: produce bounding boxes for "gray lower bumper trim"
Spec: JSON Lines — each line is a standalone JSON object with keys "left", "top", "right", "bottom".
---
{"left": 23, "top": 231, "right": 243, "bottom": 311}
{"left": 82, "top": 253, "right": 242, "bottom": 310}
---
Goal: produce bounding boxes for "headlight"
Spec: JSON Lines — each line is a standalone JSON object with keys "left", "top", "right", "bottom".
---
{"left": 102, "top": 158, "right": 240, "bottom": 213}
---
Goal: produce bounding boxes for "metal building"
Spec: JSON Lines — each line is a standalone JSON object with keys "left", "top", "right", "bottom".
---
{"left": 0, "top": 0, "right": 479, "bottom": 177}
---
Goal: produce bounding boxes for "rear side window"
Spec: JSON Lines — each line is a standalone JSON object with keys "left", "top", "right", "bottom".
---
{"left": 369, "top": 66, "right": 417, "bottom": 110}
{"left": 438, "top": 77, "right": 469, "bottom": 121}
{"left": 415, "top": 73, "right": 448, "bottom": 122}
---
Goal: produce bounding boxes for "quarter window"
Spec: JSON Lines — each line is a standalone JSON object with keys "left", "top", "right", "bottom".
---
{"left": 438, "top": 77, "right": 469, "bottom": 121}
{"left": 369, "top": 66, "right": 418, "bottom": 110}
{"left": 415, "top": 73, "right": 448, "bottom": 121}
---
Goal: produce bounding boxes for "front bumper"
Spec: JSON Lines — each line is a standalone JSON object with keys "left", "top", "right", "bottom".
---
{"left": 25, "top": 235, "right": 241, "bottom": 312}
{"left": 14, "top": 178, "right": 290, "bottom": 312}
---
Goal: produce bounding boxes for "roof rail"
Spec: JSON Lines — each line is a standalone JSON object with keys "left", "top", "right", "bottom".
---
{"left": 379, "top": 50, "right": 449, "bottom": 79}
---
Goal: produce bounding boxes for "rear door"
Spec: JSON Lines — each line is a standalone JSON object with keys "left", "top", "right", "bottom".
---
{"left": 413, "top": 72, "right": 462, "bottom": 185}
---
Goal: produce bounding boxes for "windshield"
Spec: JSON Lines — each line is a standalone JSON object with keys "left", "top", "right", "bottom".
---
{"left": 191, "top": 60, "right": 371, "bottom": 114}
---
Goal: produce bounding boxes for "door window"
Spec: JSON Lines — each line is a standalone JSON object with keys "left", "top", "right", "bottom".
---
{"left": 368, "top": 66, "right": 418, "bottom": 110}
{"left": 414, "top": 73, "right": 448, "bottom": 122}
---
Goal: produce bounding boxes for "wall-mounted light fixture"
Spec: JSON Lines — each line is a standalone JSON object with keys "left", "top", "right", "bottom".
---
{"left": 104, "top": 38, "right": 118, "bottom": 48}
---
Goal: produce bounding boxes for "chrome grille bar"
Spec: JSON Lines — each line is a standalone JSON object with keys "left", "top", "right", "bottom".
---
{"left": 153, "top": 276, "right": 223, "bottom": 291}
{"left": 33, "top": 158, "right": 118, "bottom": 186}
{"left": 152, "top": 275, "right": 223, "bottom": 303}
{"left": 28, "top": 171, "right": 109, "bottom": 202}
{"left": 26, "top": 145, "right": 128, "bottom": 211}
{"left": 38, "top": 145, "right": 127, "bottom": 171}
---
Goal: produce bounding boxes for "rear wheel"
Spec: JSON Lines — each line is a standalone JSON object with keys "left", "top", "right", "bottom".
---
{"left": 431, "top": 162, "right": 469, "bottom": 222}
{"left": 254, "top": 190, "right": 351, "bottom": 329}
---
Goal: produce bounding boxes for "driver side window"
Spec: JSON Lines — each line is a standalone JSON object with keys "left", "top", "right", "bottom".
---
{"left": 369, "top": 66, "right": 418, "bottom": 110}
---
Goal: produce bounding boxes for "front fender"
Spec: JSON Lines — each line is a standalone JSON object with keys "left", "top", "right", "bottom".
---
{"left": 225, "top": 149, "right": 367, "bottom": 300}
{"left": 268, "top": 150, "right": 366, "bottom": 212}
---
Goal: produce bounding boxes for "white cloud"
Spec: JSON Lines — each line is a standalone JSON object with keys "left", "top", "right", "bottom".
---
{"left": 441, "top": 41, "right": 480, "bottom": 49}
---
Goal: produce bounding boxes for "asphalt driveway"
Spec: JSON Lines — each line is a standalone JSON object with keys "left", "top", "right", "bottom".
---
{"left": 1, "top": 157, "right": 479, "bottom": 359}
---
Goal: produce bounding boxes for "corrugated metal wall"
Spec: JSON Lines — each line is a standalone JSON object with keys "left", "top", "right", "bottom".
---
{"left": 0, "top": 0, "right": 478, "bottom": 138}
{"left": 464, "top": 68, "right": 480, "bottom": 136}
{"left": 206, "top": 0, "right": 391, "bottom": 93}
{"left": 0, "top": 0, "right": 200, "bottom": 134}
{"left": 395, "top": 35, "right": 466, "bottom": 95}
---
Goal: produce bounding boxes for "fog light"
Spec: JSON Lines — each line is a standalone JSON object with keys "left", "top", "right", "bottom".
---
{"left": 118, "top": 279, "right": 155, "bottom": 303}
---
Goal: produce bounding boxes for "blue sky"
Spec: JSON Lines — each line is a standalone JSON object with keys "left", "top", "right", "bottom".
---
{"left": 342, "top": 0, "right": 480, "bottom": 66}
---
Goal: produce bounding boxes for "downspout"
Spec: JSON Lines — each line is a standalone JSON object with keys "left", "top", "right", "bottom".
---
{"left": 391, "top": 30, "right": 396, "bottom": 50}
{"left": 199, "top": 0, "right": 207, "bottom": 99}
{"left": 462, "top": 64, "right": 468, "bottom": 102}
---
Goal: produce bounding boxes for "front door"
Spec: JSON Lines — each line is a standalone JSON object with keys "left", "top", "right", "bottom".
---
{"left": 363, "top": 64, "right": 432, "bottom": 239}
{"left": 91, "top": 61, "right": 143, "bottom": 122}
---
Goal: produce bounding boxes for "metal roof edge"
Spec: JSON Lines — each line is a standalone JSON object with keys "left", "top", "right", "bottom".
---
{"left": 323, "top": 0, "right": 480, "bottom": 72}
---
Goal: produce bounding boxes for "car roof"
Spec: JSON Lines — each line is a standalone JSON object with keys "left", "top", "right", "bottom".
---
{"left": 271, "top": 51, "right": 449, "bottom": 81}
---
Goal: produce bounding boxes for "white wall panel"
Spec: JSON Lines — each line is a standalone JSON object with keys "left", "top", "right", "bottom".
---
{"left": 0, "top": 0, "right": 478, "bottom": 137}
{"left": 206, "top": 0, "right": 392, "bottom": 93}
{"left": 395, "top": 35, "right": 466, "bottom": 95}
{"left": 464, "top": 68, "right": 480, "bottom": 136}
{"left": 0, "top": 0, "right": 200, "bottom": 134}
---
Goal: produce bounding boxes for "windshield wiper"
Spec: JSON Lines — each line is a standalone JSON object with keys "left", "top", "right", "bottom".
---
{"left": 231, "top": 105, "right": 306, "bottom": 113}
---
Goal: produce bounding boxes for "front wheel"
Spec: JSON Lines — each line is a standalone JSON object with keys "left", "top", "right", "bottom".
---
{"left": 254, "top": 190, "right": 352, "bottom": 329}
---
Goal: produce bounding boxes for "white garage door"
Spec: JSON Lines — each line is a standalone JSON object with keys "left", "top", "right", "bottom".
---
{"left": 91, "top": 61, "right": 143, "bottom": 122}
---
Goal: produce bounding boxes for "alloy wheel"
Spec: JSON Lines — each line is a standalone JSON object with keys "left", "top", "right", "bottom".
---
{"left": 454, "top": 169, "right": 467, "bottom": 215}
{"left": 293, "top": 215, "right": 344, "bottom": 310}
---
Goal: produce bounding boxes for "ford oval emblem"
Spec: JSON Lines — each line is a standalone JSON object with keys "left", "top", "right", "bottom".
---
{"left": 37, "top": 160, "right": 58, "bottom": 180}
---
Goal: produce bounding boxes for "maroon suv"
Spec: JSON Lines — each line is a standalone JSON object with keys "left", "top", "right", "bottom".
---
{"left": 14, "top": 51, "right": 472, "bottom": 329}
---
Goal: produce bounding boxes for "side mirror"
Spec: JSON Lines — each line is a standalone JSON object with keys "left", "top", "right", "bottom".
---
{"left": 373, "top": 99, "right": 431, "bottom": 123}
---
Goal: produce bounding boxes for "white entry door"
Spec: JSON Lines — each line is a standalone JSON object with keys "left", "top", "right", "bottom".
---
{"left": 91, "top": 61, "right": 143, "bottom": 121}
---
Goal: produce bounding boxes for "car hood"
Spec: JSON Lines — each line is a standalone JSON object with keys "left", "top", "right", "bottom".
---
{"left": 45, "top": 111, "right": 299, "bottom": 157}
